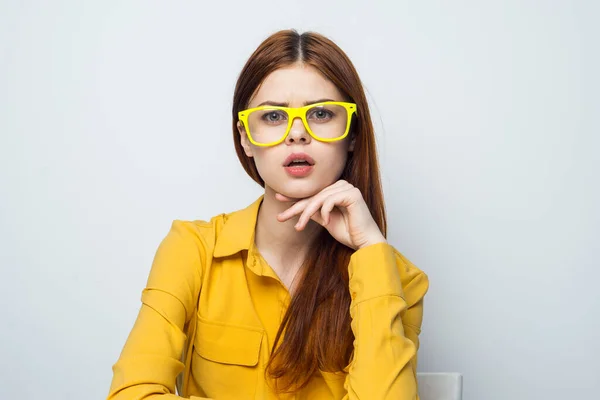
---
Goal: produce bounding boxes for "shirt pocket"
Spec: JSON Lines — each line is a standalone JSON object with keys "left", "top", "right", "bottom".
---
{"left": 191, "top": 314, "right": 264, "bottom": 399}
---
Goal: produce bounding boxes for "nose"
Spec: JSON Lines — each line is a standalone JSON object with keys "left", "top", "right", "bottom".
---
{"left": 285, "top": 116, "right": 312, "bottom": 144}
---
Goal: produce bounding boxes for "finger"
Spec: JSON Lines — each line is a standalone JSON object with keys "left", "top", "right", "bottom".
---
{"left": 277, "top": 197, "right": 310, "bottom": 222}
{"left": 309, "top": 210, "right": 327, "bottom": 227}
{"left": 296, "top": 186, "right": 351, "bottom": 229}
{"left": 322, "top": 187, "right": 359, "bottom": 223}
{"left": 296, "top": 205, "right": 328, "bottom": 230}
{"left": 278, "top": 180, "right": 353, "bottom": 222}
{"left": 321, "top": 197, "right": 337, "bottom": 225}
{"left": 294, "top": 183, "right": 354, "bottom": 227}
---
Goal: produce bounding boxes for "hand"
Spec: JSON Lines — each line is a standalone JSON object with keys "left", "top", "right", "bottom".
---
{"left": 275, "top": 180, "right": 387, "bottom": 250}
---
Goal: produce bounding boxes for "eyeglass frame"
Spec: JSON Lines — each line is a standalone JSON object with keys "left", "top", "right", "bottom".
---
{"left": 237, "top": 101, "right": 358, "bottom": 147}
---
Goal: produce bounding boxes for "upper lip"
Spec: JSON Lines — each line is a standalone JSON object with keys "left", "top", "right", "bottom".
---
{"left": 283, "top": 152, "right": 315, "bottom": 166}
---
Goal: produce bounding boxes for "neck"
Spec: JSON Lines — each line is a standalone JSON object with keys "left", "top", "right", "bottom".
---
{"left": 254, "top": 186, "right": 323, "bottom": 266}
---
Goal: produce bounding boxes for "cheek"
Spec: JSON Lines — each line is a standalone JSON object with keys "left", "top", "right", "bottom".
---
{"left": 251, "top": 148, "right": 279, "bottom": 175}
{"left": 327, "top": 150, "right": 349, "bottom": 176}
{"left": 313, "top": 147, "right": 350, "bottom": 186}
{"left": 327, "top": 142, "right": 351, "bottom": 168}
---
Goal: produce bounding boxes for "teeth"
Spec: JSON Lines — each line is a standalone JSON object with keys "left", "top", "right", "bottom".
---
{"left": 289, "top": 161, "right": 310, "bottom": 166}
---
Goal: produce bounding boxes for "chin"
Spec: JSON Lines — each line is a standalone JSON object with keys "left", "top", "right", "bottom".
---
{"left": 272, "top": 181, "right": 325, "bottom": 200}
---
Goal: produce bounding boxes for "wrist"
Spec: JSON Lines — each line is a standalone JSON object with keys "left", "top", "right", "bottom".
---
{"left": 357, "top": 233, "right": 387, "bottom": 250}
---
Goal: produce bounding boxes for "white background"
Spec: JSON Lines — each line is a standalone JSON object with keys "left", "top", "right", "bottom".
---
{"left": 1, "top": 1, "right": 598, "bottom": 399}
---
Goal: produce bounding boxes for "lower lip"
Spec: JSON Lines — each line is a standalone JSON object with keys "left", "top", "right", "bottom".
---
{"left": 284, "top": 165, "right": 314, "bottom": 177}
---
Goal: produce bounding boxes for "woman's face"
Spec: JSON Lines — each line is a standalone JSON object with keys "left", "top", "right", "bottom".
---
{"left": 237, "top": 63, "right": 355, "bottom": 200}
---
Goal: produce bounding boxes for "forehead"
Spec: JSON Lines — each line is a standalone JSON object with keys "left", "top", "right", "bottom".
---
{"left": 248, "top": 64, "right": 345, "bottom": 107}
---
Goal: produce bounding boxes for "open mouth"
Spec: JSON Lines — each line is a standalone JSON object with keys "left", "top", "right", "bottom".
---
{"left": 285, "top": 160, "right": 313, "bottom": 167}
{"left": 282, "top": 152, "right": 316, "bottom": 169}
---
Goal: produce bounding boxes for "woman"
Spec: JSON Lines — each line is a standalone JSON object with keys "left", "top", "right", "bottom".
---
{"left": 107, "top": 29, "right": 429, "bottom": 400}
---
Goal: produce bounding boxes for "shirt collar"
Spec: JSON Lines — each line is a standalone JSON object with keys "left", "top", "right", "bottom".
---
{"left": 213, "top": 194, "right": 264, "bottom": 258}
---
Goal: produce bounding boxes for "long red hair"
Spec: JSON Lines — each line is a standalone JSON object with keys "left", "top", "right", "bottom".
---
{"left": 231, "top": 29, "right": 387, "bottom": 393}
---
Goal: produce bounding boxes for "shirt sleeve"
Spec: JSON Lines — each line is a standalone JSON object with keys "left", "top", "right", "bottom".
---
{"left": 342, "top": 242, "right": 429, "bottom": 400}
{"left": 107, "top": 220, "right": 212, "bottom": 400}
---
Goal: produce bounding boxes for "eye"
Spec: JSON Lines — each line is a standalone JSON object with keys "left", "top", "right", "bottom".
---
{"left": 308, "top": 107, "right": 334, "bottom": 121}
{"left": 261, "top": 110, "right": 287, "bottom": 123}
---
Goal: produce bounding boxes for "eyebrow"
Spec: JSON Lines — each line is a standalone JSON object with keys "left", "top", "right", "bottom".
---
{"left": 256, "top": 98, "right": 336, "bottom": 107}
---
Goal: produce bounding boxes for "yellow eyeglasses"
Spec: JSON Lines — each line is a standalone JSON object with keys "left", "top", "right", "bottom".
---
{"left": 238, "top": 101, "right": 357, "bottom": 147}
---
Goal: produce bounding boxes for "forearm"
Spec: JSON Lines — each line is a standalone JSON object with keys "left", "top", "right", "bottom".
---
{"left": 342, "top": 242, "right": 423, "bottom": 400}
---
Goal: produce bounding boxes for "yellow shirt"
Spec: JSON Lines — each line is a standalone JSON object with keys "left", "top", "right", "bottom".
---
{"left": 107, "top": 194, "right": 429, "bottom": 400}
